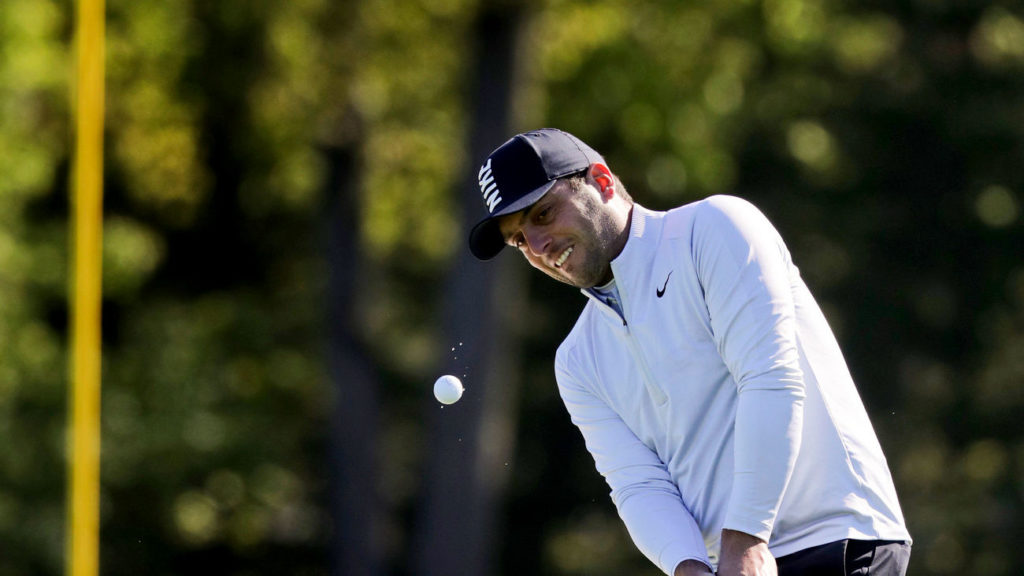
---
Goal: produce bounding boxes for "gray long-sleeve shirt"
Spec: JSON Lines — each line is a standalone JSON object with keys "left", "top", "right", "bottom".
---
{"left": 555, "top": 196, "right": 910, "bottom": 574}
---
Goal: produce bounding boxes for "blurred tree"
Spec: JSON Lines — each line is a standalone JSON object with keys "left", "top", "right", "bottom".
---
{"left": 324, "top": 109, "right": 383, "bottom": 576}
{"left": 411, "top": 2, "right": 530, "bottom": 575}
{"left": 96, "top": 0, "right": 341, "bottom": 571}
{"left": 0, "top": 0, "right": 71, "bottom": 572}
{"left": 0, "top": 0, "right": 1022, "bottom": 575}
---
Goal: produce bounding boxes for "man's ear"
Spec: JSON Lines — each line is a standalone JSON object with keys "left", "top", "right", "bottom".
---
{"left": 588, "top": 163, "right": 615, "bottom": 200}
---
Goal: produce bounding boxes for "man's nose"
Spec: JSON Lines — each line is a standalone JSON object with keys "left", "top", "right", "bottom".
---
{"left": 524, "top": 227, "right": 551, "bottom": 257}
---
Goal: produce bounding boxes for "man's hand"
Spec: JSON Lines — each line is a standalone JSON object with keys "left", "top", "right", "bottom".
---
{"left": 717, "top": 529, "right": 777, "bottom": 576}
{"left": 673, "top": 559, "right": 714, "bottom": 576}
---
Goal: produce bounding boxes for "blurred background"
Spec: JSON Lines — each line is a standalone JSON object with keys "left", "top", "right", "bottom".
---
{"left": 2, "top": 0, "right": 1023, "bottom": 574}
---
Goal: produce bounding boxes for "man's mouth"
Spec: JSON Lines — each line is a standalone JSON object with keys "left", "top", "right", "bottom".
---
{"left": 554, "top": 246, "right": 574, "bottom": 268}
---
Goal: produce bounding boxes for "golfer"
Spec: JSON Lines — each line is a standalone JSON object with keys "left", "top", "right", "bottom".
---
{"left": 467, "top": 129, "right": 911, "bottom": 576}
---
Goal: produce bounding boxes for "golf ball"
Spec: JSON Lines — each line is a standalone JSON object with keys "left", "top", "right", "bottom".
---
{"left": 434, "top": 374, "right": 464, "bottom": 405}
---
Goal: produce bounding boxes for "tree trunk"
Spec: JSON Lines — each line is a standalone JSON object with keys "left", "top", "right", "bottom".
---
{"left": 412, "top": 4, "right": 531, "bottom": 576}
{"left": 324, "top": 114, "right": 382, "bottom": 576}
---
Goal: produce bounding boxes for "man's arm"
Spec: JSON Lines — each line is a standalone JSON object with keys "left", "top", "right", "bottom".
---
{"left": 556, "top": 350, "right": 711, "bottom": 575}
{"left": 674, "top": 559, "right": 714, "bottom": 576}
{"left": 691, "top": 197, "right": 807, "bottom": 561}
{"left": 671, "top": 532, "right": 775, "bottom": 576}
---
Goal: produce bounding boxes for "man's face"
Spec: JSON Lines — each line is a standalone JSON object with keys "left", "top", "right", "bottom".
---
{"left": 496, "top": 178, "right": 623, "bottom": 288}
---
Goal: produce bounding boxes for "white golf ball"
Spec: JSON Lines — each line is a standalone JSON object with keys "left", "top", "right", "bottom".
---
{"left": 433, "top": 374, "right": 464, "bottom": 405}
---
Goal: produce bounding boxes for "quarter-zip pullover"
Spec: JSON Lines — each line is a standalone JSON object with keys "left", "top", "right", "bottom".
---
{"left": 554, "top": 196, "right": 910, "bottom": 574}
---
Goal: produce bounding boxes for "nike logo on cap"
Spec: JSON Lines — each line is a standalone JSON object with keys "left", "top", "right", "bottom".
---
{"left": 656, "top": 271, "right": 673, "bottom": 298}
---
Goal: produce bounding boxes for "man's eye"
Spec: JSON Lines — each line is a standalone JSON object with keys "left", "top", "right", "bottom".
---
{"left": 537, "top": 208, "right": 550, "bottom": 222}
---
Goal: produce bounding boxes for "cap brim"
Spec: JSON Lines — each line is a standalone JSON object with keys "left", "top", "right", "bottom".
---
{"left": 467, "top": 180, "right": 558, "bottom": 260}
{"left": 468, "top": 219, "right": 505, "bottom": 260}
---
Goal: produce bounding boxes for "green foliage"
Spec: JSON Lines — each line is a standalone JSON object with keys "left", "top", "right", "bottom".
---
{"left": 0, "top": 0, "right": 1022, "bottom": 574}
{"left": 0, "top": 0, "right": 71, "bottom": 573}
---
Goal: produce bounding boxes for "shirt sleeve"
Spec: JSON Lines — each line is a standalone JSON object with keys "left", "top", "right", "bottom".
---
{"left": 690, "top": 195, "right": 806, "bottom": 542}
{"left": 555, "top": 352, "right": 712, "bottom": 575}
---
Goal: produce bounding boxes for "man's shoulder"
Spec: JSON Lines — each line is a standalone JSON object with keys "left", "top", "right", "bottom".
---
{"left": 661, "top": 194, "right": 752, "bottom": 221}
{"left": 654, "top": 195, "right": 767, "bottom": 242}
{"left": 645, "top": 196, "right": 725, "bottom": 238}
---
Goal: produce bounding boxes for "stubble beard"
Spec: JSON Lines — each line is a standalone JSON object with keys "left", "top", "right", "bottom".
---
{"left": 564, "top": 196, "right": 619, "bottom": 289}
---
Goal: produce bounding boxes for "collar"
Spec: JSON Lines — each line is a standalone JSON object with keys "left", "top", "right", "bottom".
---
{"left": 580, "top": 204, "right": 658, "bottom": 309}
{"left": 610, "top": 203, "right": 651, "bottom": 274}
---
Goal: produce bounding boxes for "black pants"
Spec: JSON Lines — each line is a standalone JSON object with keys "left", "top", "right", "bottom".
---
{"left": 776, "top": 539, "right": 911, "bottom": 576}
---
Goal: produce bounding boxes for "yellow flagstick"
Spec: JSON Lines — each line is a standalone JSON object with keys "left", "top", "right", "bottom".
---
{"left": 68, "top": 0, "right": 105, "bottom": 574}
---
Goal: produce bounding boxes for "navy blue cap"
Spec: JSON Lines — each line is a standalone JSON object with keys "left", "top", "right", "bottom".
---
{"left": 468, "top": 128, "right": 604, "bottom": 260}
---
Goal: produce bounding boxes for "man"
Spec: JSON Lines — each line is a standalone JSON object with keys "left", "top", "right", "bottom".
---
{"left": 467, "top": 128, "right": 912, "bottom": 576}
